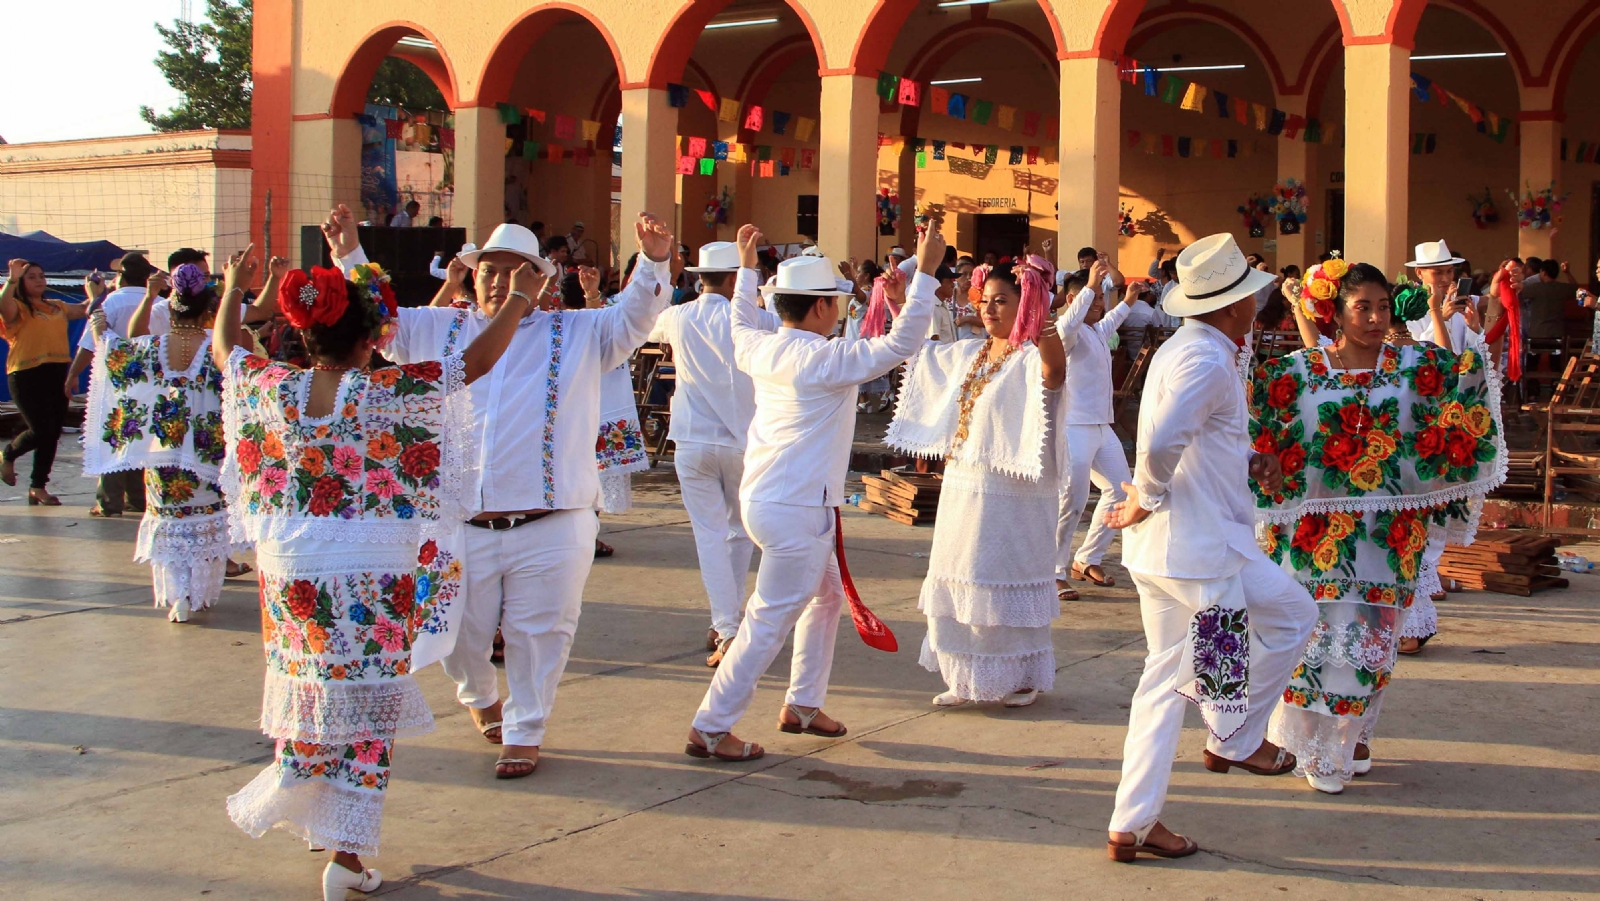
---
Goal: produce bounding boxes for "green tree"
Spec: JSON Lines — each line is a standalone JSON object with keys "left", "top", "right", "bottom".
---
{"left": 140, "top": 0, "right": 253, "bottom": 131}
{"left": 366, "top": 58, "right": 447, "bottom": 110}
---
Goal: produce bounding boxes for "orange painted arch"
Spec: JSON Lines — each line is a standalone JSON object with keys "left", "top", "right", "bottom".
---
{"left": 648, "top": 0, "right": 827, "bottom": 90}
{"left": 475, "top": 3, "right": 627, "bottom": 106}
{"left": 328, "top": 22, "right": 460, "bottom": 117}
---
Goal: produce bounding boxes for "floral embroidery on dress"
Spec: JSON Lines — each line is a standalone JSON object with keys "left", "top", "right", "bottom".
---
{"left": 103, "top": 397, "right": 148, "bottom": 450}
{"left": 595, "top": 417, "right": 647, "bottom": 470}
{"left": 1189, "top": 606, "right": 1249, "bottom": 705}
{"left": 85, "top": 333, "right": 228, "bottom": 479}
{"left": 412, "top": 537, "right": 462, "bottom": 640}
{"left": 276, "top": 737, "right": 392, "bottom": 794}
{"left": 145, "top": 466, "right": 225, "bottom": 518}
{"left": 539, "top": 312, "right": 564, "bottom": 507}
{"left": 152, "top": 393, "right": 191, "bottom": 448}
{"left": 103, "top": 344, "right": 149, "bottom": 389}
{"left": 1287, "top": 511, "right": 1366, "bottom": 577}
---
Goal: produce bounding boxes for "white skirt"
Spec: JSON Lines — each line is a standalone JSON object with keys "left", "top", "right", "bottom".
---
{"left": 918, "top": 459, "right": 1059, "bottom": 700}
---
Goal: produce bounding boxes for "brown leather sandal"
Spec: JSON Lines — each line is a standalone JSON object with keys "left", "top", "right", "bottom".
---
{"left": 1056, "top": 580, "right": 1079, "bottom": 601}
{"left": 1108, "top": 824, "right": 1200, "bottom": 862}
{"left": 1072, "top": 562, "right": 1117, "bottom": 587}
{"left": 685, "top": 729, "right": 764, "bottom": 762}
{"left": 706, "top": 636, "right": 735, "bottom": 668}
{"left": 1202, "top": 744, "right": 1296, "bottom": 776}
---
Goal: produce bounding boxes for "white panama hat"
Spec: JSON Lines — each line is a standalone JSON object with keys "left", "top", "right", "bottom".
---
{"left": 1406, "top": 239, "right": 1466, "bottom": 268}
{"left": 759, "top": 255, "right": 853, "bottom": 297}
{"left": 1164, "top": 233, "right": 1278, "bottom": 318}
{"left": 457, "top": 224, "right": 559, "bottom": 277}
{"left": 685, "top": 241, "right": 740, "bottom": 273}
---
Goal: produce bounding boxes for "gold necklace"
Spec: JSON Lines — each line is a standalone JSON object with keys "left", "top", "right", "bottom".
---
{"left": 952, "top": 339, "right": 1020, "bottom": 451}
{"left": 1330, "top": 340, "right": 1382, "bottom": 440}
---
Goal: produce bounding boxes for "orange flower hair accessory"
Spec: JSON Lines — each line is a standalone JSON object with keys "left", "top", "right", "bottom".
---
{"left": 278, "top": 266, "right": 350, "bottom": 329}
{"left": 1293, "top": 252, "right": 1348, "bottom": 324}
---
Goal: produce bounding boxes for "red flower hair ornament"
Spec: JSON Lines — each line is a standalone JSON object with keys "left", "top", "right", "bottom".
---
{"left": 278, "top": 266, "right": 350, "bottom": 329}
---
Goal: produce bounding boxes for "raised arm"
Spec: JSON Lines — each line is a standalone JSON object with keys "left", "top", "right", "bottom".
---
{"left": 430, "top": 254, "right": 469, "bottom": 307}
{"left": 730, "top": 224, "right": 777, "bottom": 362}
{"left": 1037, "top": 314, "right": 1066, "bottom": 390}
{"left": 0, "top": 259, "right": 27, "bottom": 328}
{"left": 806, "top": 226, "right": 945, "bottom": 388}
{"left": 1426, "top": 278, "right": 1455, "bottom": 354}
{"left": 127, "top": 271, "right": 170, "bottom": 339}
{"left": 592, "top": 213, "right": 674, "bottom": 370}
{"left": 248, "top": 255, "right": 289, "bottom": 322}
{"left": 211, "top": 245, "right": 260, "bottom": 368}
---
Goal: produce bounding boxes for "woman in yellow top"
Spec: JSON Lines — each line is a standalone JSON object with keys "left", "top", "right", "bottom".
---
{"left": 1, "top": 259, "right": 90, "bottom": 505}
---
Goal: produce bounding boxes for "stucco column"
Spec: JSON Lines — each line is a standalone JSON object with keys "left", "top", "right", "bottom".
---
{"left": 620, "top": 87, "right": 678, "bottom": 258}
{"left": 285, "top": 118, "right": 361, "bottom": 267}
{"left": 1343, "top": 42, "right": 1410, "bottom": 275}
{"left": 1276, "top": 96, "right": 1309, "bottom": 272}
{"left": 1057, "top": 56, "right": 1120, "bottom": 265}
{"left": 1518, "top": 115, "right": 1563, "bottom": 261}
{"left": 817, "top": 74, "right": 879, "bottom": 263}
{"left": 452, "top": 105, "right": 506, "bottom": 247}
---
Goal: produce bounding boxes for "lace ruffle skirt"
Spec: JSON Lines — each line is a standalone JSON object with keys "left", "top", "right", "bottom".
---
{"left": 918, "top": 460, "right": 1059, "bottom": 699}
{"left": 598, "top": 469, "right": 634, "bottom": 514}
{"left": 1404, "top": 539, "right": 1445, "bottom": 640}
{"left": 227, "top": 536, "right": 433, "bottom": 855}
{"left": 137, "top": 468, "right": 233, "bottom": 609}
{"left": 1269, "top": 691, "right": 1390, "bottom": 783}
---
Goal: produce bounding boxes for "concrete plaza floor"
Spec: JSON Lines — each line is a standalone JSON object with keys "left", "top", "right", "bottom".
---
{"left": 2, "top": 439, "right": 1598, "bottom": 900}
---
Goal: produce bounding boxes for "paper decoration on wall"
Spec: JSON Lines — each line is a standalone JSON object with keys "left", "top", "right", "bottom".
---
{"left": 1119, "top": 60, "right": 1332, "bottom": 145}
{"left": 1270, "top": 178, "right": 1309, "bottom": 233}
{"left": 877, "top": 72, "right": 900, "bottom": 102}
{"left": 1251, "top": 104, "right": 1268, "bottom": 131}
{"left": 497, "top": 103, "right": 521, "bottom": 125}
{"left": 947, "top": 156, "right": 992, "bottom": 179}
{"left": 794, "top": 116, "right": 815, "bottom": 142}
{"left": 581, "top": 120, "right": 600, "bottom": 143}
{"left": 1213, "top": 91, "right": 1231, "bottom": 118}
{"left": 781, "top": 146, "right": 796, "bottom": 167}
{"left": 984, "top": 145, "right": 998, "bottom": 164}
{"left": 696, "top": 89, "right": 717, "bottom": 111}
{"left": 687, "top": 136, "right": 707, "bottom": 158}
{"left": 526, "top": 108, "right": 547, "bottom": 125}
{"left": 667, "top": 84, "right": 689, "bottom": 108}
{"left": 547, "top": 145, "right": 564, "bottom": 164}
{"left": 932, "top": 139, "right": 946, "bottom": 160}
{"left": 757, "top": 145, "right": 772, "bottom": 161}
{"left": 780, "top": 163, "right": 791, "bottom": 176}
{"left": 1180, "top": 83, "right": 1207, "bottom": 112}
{"left": 760, "top": 160, "right": 776, "bottom": 177}
{"left": 1177, "top": 136, "right": 1192, "bottom": 158}
{"left": 1412, "top": 133, "right": 1437, "bottom": 154}
{"left": 713, "top": 141, "right": 729, "bottom": 160}
{"left": 800, "top": 148, "right": 815, "bottom": 169}
{"left": 505, "top": 137, "right": 515, "bottom": 154}
{"left": 385, "top": 118, "right": 405, "bottom": 139}
{"left": 522, "top": 140, "right": 539, "bottom": 160}
{"left": 1045, "top": 117, "right": 1058, "bottom": 141}
{"left": 698, "top": 157, "right": 716, "bottom": 176}
{"left": 947, "top": 93, "right": 967, "bottom": 119}
{"left": 1509, "top": 183, "right": 1565, "bottom": 229}
{"left": 972, "top": 99, "right": 994, "bottom": 125}
{"left": 719, "top": 98, "right": 740, "bottom": 122}
{"left": 916, "top": 152, "right": 927, "bottom": 168}
{"left": 1284, "top": 114, "right": 1306, "bottom": 140}
{"left": 772, "top": 111, "right": 791, "bottom": 135}
{"left": 1468, "top": 187, "right": 1499, "bottom": 228}
{"left": 1008, "top": 146, "right": 1024, "bottom": 164}
{"left": 575, "top": 148, "right": 591, "bottom": 167}
{"left": 1021, "top": 111, "right": 1040, "bottom": 137}
{"left": 1026, "top": 146, "right": 1039, "bottom": 165}
{"left": 930, "top": 85, "right": 950, "bottom": 114}
{"left": 998, "top": 105, "right": 1016, "bottom": 130}
{"left": 554, "top": 115, "right": 576, "bottom": 140}
{"left": 1144, "top": 68, "right": 1159, "bottom": 96}
{"left": 744, "top": 105, "right": 764, "bottom": 132}
{"left": 898, "top": 77, "right": 921, "bottom": 107}
{"left": 677, "top": 155, "right": 696, "bottom": 174}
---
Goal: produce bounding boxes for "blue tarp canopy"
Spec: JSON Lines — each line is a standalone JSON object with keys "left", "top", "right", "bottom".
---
{"left": 0, "top": 232, "right": 126, "bottom": 273}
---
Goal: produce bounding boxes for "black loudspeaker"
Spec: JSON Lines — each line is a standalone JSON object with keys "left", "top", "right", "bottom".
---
{"left": 797, "top": 195, "right": 819, "bottom": 241}
{"left": 298, "top": 225, "right": 467, "bottom": 307}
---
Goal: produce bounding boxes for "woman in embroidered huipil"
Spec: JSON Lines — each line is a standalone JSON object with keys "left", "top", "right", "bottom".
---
{"left": 1250, "top": 260, "right": 1505, "bottom": 794}
{"left": 886, "top": 257, "right": 1066, "bottom": 707}
{"left": 213, "top": 244, "right": 534, "bottom": 899}
{"left": 83, "top": 262, "right": 282, "bottom": 622}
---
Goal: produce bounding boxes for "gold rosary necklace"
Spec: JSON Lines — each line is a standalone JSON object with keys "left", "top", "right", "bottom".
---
{"left": 952, "top": 339, "right": 1020, "bottom": 450}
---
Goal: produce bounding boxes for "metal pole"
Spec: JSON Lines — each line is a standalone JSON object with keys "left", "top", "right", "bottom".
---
{"left": 262, "top": 189, "right": 273, "bottom": 263}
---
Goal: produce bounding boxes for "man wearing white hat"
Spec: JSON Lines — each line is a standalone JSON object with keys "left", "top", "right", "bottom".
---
{"left": 1405, "top": 239, "right": 1475, "bottom": 353}
{"left": 649, "top": 241, "right": 781, "bottom": 665}
{"left": 1101, "top": 233, "right": 1317, "bottom": 862}
{"left": 684, "top": 223, "right": 943, "bottom": 763}
{"left": 324, "top": 204, "right": 676, "bottom": 780}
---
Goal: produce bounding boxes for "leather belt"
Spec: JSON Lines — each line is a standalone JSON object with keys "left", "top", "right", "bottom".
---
{"left": 467, "top": 511, "right": 553, "bottom": 531}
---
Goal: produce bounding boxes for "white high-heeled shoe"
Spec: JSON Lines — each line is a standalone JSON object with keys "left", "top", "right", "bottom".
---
{"left": 322, "top": 861, "right": 381, "bottom": 900}
{"left": 932, "top": 691, "right": 969, "bottom": 707}
{"left": 1307, "top": 773, "right": 1344, "bottom": 794}
{"left": 1003, "top": 688, "right": 1040, "bottom": 708}
{"left": 1352, "top": 755, "right": 1373, "bottom": 776}
{"left": 167, "top": 598, "right": 190, "bottom": 623}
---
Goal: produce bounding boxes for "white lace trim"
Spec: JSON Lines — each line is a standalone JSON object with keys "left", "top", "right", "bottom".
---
{"left": 598, "top": 469, "right": 633, "bottom": 514}
{"left": 254, "top": 545, "right": 416, "bottom": 578}
{"left": 918, "top": 576, "right": 1059, "bottom": 628}
{"left": 885, "top": 342, "right": 1049, "bottom": 482}
{"left": 134, "top": 510, "right": 236, "bottom": 565}
{"left": 1300, "top": 620, "right": 1399, "bottom": 672}
{"left": 150, "top": 555, "right": 227, "bottom": 610}
{"left": 259, "top": 671, "right": 435, "bottom": 744}
{"left": 918, "top": 633, "right": 1055, "bottom": 701}
{"left": 82, "top": 332, "right": 223, "bottom": 481}
{"left": 1269, "top": 693, "right": 1388, "bottom": 783}
{"left": 1402, "top": 589, "right": 1438, "bottom": 639}
{"left": 939, "top": 462, "right": 1057, "bottom": 499}
{"left": 227, "top": 764, "right": 386, "bottom": 856}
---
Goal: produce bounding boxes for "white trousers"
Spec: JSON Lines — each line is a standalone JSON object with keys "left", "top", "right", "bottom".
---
{"left": 440, "top": 509, "right": 598, "bottom": 748}
{"left": 692, "top": 501, "right": 845, "bottom": 734}
{"left": 1109, "top": 554, "right": 1316, "bottom": 834}
{"left": 674, "top": 441, "right": 756, "bottom": 640}
{"left": 1055, "top": 424, "right": 1132, "bottom": 576}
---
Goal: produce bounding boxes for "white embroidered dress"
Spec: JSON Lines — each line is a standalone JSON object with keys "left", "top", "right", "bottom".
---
{"left": 887, "top": 340, "right": 1058, "bottom": 700}
{"left": 83, "top": 332, "right": 233, "bottom": 612}
{"left": 220, "top": 349, "right": 473, "bottom": 855}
